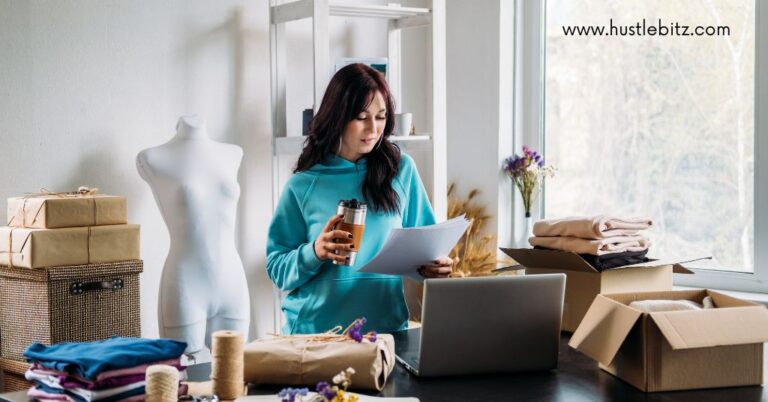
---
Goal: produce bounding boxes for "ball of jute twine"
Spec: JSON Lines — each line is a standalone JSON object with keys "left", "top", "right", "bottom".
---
{"left": 211, "top": 330, "right": 245, "bottom": 400}
{"left": 145, "top": 364, "right": 179, "bottom": 402}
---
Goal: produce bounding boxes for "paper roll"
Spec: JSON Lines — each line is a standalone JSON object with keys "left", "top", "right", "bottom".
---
{"left": 146, "top": 364, "right": 180, "bottom": 402}
{"left": 211, "top": 330, "right": 245, "bottom": 400}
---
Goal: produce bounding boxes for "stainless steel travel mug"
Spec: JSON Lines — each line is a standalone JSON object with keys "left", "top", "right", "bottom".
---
{"left": 333, "top": 198, "right": 367, "bottom": 266}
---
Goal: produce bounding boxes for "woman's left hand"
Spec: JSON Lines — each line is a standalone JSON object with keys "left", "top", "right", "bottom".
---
{"left": 418, "top": 256, "right": 454, "bottom": 279}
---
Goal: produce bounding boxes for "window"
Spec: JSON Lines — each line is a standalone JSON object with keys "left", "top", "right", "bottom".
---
{"left": 516, "top": 0, "right": 767, "bottom": 292}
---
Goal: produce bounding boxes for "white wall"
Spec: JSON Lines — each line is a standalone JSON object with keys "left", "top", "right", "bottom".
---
{"left": 446, "top": 0, "right": 514, "bottom": 247}
{"left": 0, "top": 0, "right": 275, "bottom": 340}
{"left": 0, "top": 0, "right": 433, "bottom": 341}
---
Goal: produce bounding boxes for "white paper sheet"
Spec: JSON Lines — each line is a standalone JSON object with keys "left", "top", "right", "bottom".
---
{"left": 357, "top": 216, "right": 471, "bottom": 281}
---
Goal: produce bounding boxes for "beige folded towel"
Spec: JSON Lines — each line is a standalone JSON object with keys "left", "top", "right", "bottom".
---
{"left": 532, "top": 215, "right": 653, "bottom": 239}
{"left": 528, "top": 235, "right": 650, "bottom": 255}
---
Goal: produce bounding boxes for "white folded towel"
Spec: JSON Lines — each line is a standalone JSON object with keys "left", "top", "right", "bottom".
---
{"left": 629, "top": 297, "right": 715, "bottom": 313}
{"left": 629, "top": 300, "right": 702, "bottom": 312}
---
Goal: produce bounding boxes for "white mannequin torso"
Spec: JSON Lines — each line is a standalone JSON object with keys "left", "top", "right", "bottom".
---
{"left": 136, "top": 116, "right": 250, "bottom": 353}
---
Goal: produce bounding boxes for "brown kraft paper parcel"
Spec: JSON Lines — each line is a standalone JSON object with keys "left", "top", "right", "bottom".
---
{"left": 0, "top": 225, "right": 140, "bottom": 268}
{"left": 7, "top": 193, "right": 127, "bottom": 229}
{"left": 243, "top": 334, "right": 396, "bottom": 391}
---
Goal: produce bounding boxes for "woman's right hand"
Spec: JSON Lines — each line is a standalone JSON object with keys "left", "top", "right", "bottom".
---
{"left": 313, "top": 214, "right": 354, "bottom": 263}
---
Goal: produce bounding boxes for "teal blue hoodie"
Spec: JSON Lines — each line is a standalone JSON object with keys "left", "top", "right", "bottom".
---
{"left": 266, "top": 152, "right": 435, "bottom": 334}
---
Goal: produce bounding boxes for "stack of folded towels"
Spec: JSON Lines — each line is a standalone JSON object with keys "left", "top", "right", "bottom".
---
{"left": 23, "top": 337, "right": 188, "bottom": 402}
{"left": 529, "top": 215, "right": 653, "bottom": 271}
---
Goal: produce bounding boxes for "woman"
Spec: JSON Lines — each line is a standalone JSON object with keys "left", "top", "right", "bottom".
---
{"left": 266, "top": 63, "right": 452, "bottom": 335}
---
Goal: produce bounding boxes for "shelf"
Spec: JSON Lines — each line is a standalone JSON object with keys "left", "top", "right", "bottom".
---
{"left": 274, "top": 135, "right": 432, "bottom": 155}
{"left": 271, "top": 1, "right": 431, "bottom": 24}
{"left": 391, "top": 134, "right": 431, "bottom": 141}
{"left": 329, "top": 3, "right": 430, "bottom": 19}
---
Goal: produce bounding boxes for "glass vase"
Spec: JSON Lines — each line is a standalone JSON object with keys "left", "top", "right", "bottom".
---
{"left": 516, "top": 214, "right": 535, "bottom": 249}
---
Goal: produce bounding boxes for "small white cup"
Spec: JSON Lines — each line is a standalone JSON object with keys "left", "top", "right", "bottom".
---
{"left": 394, "top": 113, "right": 413, "bottom": 136}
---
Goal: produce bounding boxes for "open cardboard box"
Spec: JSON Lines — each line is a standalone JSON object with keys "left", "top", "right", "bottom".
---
{"left": 569, "top": 289, "right": 768, "bottom": 392}
{"left": 500, "top": 247, "right": 703, "bottom": 332}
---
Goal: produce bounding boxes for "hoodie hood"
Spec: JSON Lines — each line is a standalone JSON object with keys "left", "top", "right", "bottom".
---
{"left": 307, "top": 154, "right": 367, "bottom": 174}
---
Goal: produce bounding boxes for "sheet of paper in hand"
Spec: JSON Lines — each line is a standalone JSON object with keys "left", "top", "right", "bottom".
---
{"left": 358, "top": 216, "right": 470, "bottom": 281}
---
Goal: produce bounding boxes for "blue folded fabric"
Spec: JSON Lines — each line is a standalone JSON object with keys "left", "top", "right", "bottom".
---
{"left": 33, "top": 383, "right": 68, "bottom": 396}
{"left": 34, "top": 382, "right": 146, "bottom": 402}
{"left": 24, "top": 337, "right": 187, "bottom": 380}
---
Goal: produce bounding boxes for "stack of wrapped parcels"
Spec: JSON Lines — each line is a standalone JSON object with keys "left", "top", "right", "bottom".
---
{"left": 23, "top": 338, "right": 188, "bottom": 402}
{"left": 1, "top": 188, "right": 139, "bottom": 268}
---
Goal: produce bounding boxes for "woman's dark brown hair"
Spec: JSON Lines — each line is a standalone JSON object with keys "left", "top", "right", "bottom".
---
{"left": 295, "top": 63, "right": 401, "bottom": 214}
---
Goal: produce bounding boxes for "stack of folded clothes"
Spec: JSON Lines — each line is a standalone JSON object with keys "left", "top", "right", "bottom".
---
{"left": 529, "top": 215, "right": 653, "bottom": 271}
{"left": 23, "top": 337, "right": 188, "bottom": 402}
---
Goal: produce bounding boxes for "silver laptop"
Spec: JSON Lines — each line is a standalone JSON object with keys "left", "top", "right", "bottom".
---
{"left": 394, "top": 274, "right": 565, "bottom": 377}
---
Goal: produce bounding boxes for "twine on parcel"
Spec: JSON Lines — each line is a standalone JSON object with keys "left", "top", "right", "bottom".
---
{"left": 1, "top": 226, "right": 93, "bottom": 268}
{"left": 28, "top": 186, "right": 100, "bottom": 197}
{"left": 145, "top": 364, "right": 179, "bottom": 402}
{"left": 266, "top": 320, "right": 361, "bottom": 343}
{"left": 0, "top": 228, "right": 32, "bottom": 269}
{"left": 211, "top": 330, "right": 245, "bottom": 400}
{"left": 3, "top": 227, "right": 14, "bottom": 268}
{"left": 9, "top": 186, "right": 100, "bottom": 227}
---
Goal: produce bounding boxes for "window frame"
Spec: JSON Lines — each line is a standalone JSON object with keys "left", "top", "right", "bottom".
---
{"left": 515, "top": 0, "right": 768, "bottom": 293}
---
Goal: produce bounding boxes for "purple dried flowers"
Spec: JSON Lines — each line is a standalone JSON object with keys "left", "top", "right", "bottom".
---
{"left": 502, "top": 146, "right": 556, "bottom": 217}
{"left": 316, "top": 381, "right": 337, "bottom": 400}
{"left": 348, "top": 318, "right": 364, "bottom": 342}
{"left": 278, "top": 387, "right": 309, "bottom": 402}
{"left": 279, "top": 370, "right": 360, "bottom": 402}
{"left": 343, "top": 317, "right": 377, "bottom": 343}
{"left": 312, "top": 368, "right": 359, "bottom": 401}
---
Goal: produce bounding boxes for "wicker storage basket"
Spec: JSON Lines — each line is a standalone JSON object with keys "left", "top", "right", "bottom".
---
{"left": 0, "top": 260, "right": 142, "bottom": 361}
{"left": 0, "top": 357, "right": 32, "bottom": 392}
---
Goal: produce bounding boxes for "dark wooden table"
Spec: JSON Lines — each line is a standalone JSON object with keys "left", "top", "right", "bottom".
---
{"left": 3, "top": 335, "right": 766, "bottom": 402}
{"left": 369, "top": 335, "right": 768, "bottom": 402}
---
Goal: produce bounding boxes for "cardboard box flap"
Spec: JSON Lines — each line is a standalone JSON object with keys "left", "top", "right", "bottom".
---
{"left": 650, "top": 306, "right": 768, "bottom": 350}
{"left": 707, "top": 290, "right": 758, "bottom": 308}
{"left": 499, "top": 248, "right": 597, "bottom": 273}
{"left": 569, "top": 295, "right": 643, "bottom": 365}
{"left": 671, "top": 264, "right": 694, "bottom": 274}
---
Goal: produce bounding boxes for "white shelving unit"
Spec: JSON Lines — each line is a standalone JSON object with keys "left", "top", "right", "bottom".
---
{"left": 269, "top": 0, "right": 447, "bottom": 220}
